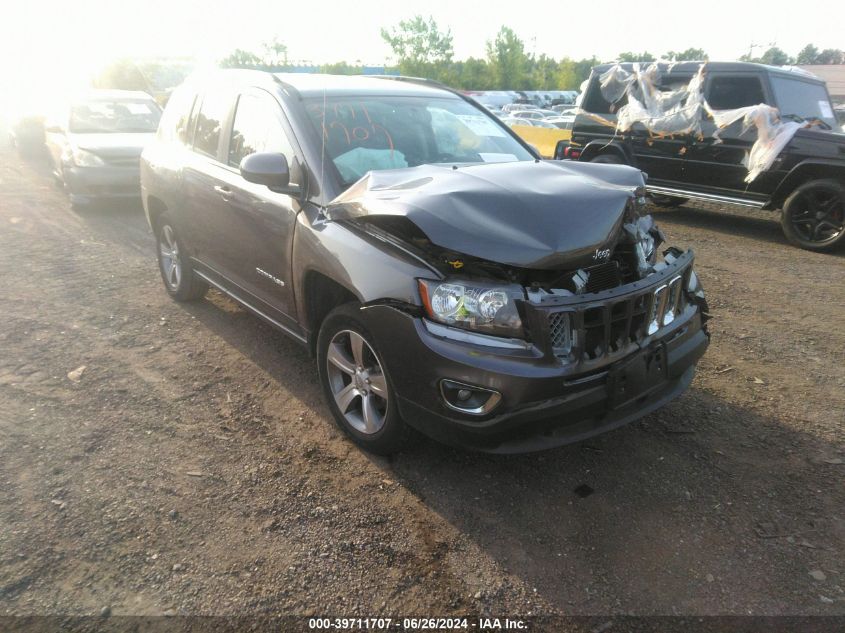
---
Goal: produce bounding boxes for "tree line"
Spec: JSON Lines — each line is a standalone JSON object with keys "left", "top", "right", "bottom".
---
{"left": 214, "top": 16, "right": 843, "bottom": 91}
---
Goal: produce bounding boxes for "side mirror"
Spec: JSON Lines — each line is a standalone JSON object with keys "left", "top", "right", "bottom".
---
{"left": 240, "top": 152, "right": 295, "bottom": 191}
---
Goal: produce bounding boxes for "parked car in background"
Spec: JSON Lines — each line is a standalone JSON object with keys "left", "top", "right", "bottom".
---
{"left": 473, "top": 90, "right": 514, "bottom": 111}
{"left": 567, "top": 61, "right": 845, "bottom": 251}
{"left": 45, "top": 89, "right": 162, "bottom": 208}
{"left": 141, "top": 70, "right": 708, "bottom": 454}
{"left": 511, "top": 109, "right": 558, "bottom": 120}
{"left": 502, "top": 103, "right": 538, "bottom": 114}
{"left": 551, "top": 104, "right": 578, "bottom": 115}
{"left": 552, "top": 93, "right": 578, "bottom": 106}
{"left": 545, "top": 115, "right": 576, "bottom": 130}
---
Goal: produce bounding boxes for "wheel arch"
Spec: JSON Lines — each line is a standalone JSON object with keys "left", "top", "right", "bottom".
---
{"left": 579, "top": 140, "right": 635, "bottom": 165}
{"left": 302, "top": 270, "right": 360, "bottom": 353}
{"left": 768, "top": 160, "right": 845, "bottom": 209}
{"left": 145, "top": 195, "right": 168, "bottom": 233}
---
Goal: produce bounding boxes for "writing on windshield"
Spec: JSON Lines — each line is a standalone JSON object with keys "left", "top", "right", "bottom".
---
{"left": 305, "top": 95, "right": 532, "bottom": 184}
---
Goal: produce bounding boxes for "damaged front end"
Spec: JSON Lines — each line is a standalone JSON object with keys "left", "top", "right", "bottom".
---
{"left": 327, "top": 160, "right": 707, "bottom": 373}
{"left": 520, "top": 247, "right": 706, "bottom": 374}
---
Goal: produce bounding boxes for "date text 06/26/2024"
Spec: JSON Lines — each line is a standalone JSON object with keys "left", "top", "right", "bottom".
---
{"left": 307, "top": 617, "right": 528, "bottom": 630}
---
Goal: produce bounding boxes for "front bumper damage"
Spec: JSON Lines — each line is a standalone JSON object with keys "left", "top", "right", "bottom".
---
{"left": 362, "top": 250, "right": 708, "bottom": 453}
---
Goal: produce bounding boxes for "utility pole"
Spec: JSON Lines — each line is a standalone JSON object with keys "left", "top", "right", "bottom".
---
{"left": 747, "top": 41, "right": 776, "bottom": 60}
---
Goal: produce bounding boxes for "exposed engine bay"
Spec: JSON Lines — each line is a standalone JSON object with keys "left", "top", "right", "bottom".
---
{"left": 347, "top": 206, "right": 665, "bottom": 301}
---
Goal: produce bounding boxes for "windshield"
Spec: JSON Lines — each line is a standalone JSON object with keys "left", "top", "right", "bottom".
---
{"left": 69, "top": 99, "right": 162, "bottom": 133}
{"left": 305, "top": 95, "right": 533, "bottom": 185}
{"left": 769, "top": 77, "right": 837, "bottom": 128}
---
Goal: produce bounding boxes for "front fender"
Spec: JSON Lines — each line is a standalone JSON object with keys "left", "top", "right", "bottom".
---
{"left": 291, "top": 210, "right": 436, "bottom": 328}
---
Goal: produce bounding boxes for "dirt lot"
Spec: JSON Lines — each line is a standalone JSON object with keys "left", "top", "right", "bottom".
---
{"left": 1, "top": 146, "right": 843, "bottom": 621}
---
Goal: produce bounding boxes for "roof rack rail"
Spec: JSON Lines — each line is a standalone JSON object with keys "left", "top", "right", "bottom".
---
{"left": 373, "top": 75, "right": 479, "bottom": 105}
{"left": 271, "top": 73, "right": 302, "bottom": 100}
{"left": 374, "top": 75, "right": 450, "bottom": 89}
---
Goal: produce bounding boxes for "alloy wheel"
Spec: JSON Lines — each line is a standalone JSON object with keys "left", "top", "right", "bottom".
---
{"left": 159, "top": 225, "right": 182, "bottom": 291}
{"left": 325, "top": 329, "right": 389, "bottom": 435}
{"left": 789, "top": 186, "right": 845, "bottom": 245}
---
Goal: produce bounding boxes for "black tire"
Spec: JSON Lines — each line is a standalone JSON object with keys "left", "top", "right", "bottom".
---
{"left": 650, "top": 195, "right": 688, "bottom": 208}
{"left": 317, "top": 303, "right": 414, "bottom": 455}
{"left": 781, "top": 179, "right": 845, "bottom": 251}
{"left": 154, "top": 214, "right": 208, "bottom": 301}
{"left": 589, "top": 153, "right": 623, "bottom": 164}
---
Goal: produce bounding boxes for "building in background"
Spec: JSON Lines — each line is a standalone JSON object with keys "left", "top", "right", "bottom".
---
{"left": 798, "top": 65, "right": 845, "bottom": 104}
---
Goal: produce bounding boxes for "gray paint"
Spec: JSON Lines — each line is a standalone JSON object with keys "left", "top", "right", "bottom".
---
{"left": 325, "top": 160, "right": 645, "bottom": 271}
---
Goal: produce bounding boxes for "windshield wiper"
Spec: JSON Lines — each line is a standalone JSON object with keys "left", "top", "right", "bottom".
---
{"left": 783, "top": 113, "right": 833, "bottom": 130}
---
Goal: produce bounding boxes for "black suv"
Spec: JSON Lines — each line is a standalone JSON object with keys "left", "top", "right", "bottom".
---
{"left": 567, "top": 62, "right": 845, "bottom": 251}
{"left": 141, "top": 70, "right": 709, "bottom": 454}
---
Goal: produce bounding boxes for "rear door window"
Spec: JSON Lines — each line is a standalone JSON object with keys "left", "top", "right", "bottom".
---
{"left": 583, "top": 76, "right": 627, "bottom": 114}
{"left": 193, "top": 90, "right": 232, "bottom": 159}
{"left": 706, "top": 75, "right": 766, "bottom": 110}
{"left": 157, "top": 87, "right": 196, "bottom": 144}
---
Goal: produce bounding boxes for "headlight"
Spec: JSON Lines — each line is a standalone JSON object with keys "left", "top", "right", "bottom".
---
{"left": 70, "top": 148, "right": 105, "bottom": 167}
{"left": 636, "top": 230, "right": 655, "bottom": 262}
{"left": 418, "top": 279, "right": 524, "bottom": 338}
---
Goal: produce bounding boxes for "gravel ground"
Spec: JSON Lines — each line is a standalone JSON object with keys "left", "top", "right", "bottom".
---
{"left": 0, "top": 147, "right": 843, "bottom": 621}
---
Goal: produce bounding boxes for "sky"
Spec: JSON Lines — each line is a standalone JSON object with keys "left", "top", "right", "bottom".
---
{"left": 1, "top": 0, "right": 842, "bottom": 112}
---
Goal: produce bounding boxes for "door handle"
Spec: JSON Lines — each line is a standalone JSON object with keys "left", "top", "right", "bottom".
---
{"left": 213, "top": 185, "right": 232, "bottom": 196}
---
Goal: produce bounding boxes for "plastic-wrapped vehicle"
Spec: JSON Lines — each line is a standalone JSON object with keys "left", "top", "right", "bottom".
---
{"left": 566, "top": 61, "right": 845, "bottom": 251}
{"left": 141, "top": 70, "right": 709, "bottom": 454}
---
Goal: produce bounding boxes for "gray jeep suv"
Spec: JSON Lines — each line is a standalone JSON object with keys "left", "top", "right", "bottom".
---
{"left": 141, "top": 70, "right": 709, "bottom": 454}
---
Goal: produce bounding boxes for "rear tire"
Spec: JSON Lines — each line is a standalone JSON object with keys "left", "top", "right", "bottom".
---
{"left": 154, "top": 214, "right": 208, "bottom": 301}
{"left": 781, "top": 179, "right": 845, "bottom": 251}
{"left": 317, "top": 303, "right": 414, "bottom": 455}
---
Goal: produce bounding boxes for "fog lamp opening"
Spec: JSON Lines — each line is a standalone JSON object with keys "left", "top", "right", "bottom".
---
{"left": 440, "top": 380, "right": 502, "bottom": 415}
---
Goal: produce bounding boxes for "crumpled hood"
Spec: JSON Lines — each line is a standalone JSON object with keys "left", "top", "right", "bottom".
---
{"left": 326, "top": 160, "right": 645, "bottom": 270}
{"left": 70, "top": 132, "right": 155, "bottom": 159}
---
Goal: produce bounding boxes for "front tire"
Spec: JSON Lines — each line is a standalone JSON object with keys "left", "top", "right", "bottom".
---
{"left": 781, "top": 179, "right": 845, "bottom": 251}
{"left": 155, "top": 215, "right": 208, "bottom": 301}
{"left": 317, "top": 304, "right": 413, "bottom": 455}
